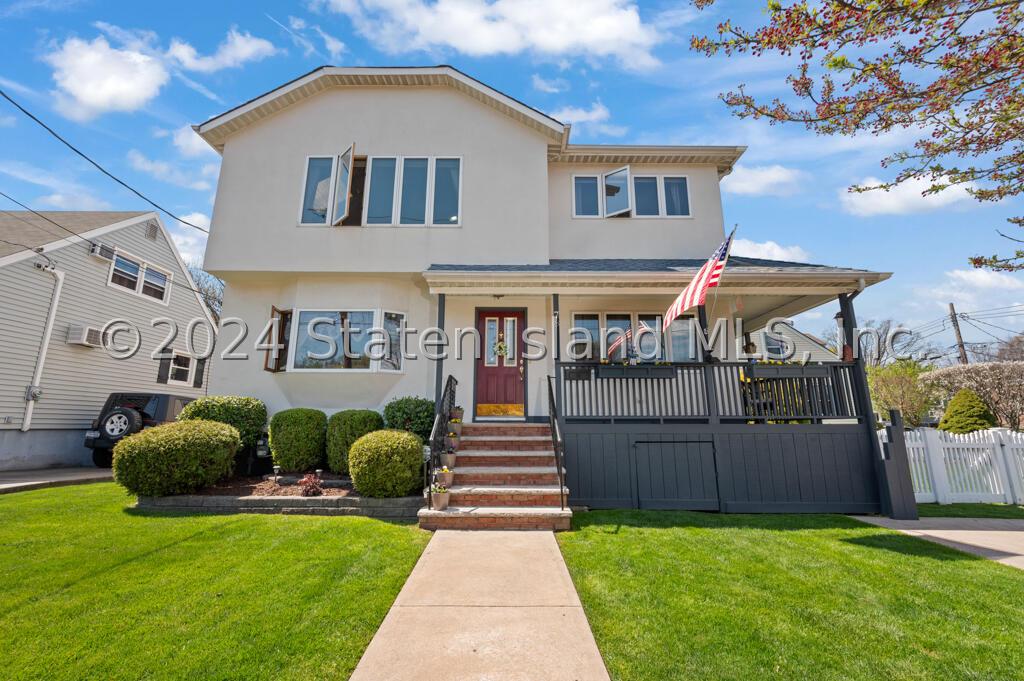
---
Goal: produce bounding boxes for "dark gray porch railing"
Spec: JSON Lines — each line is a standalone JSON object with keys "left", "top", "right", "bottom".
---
{"left": 555, "top": 361, "right": 862, "bottom": 423}
{"left": 425, "top": 374, "right": 457, "bottom": 509}
{"left": 546, "top": 376, "right": 567, "bottom": 510}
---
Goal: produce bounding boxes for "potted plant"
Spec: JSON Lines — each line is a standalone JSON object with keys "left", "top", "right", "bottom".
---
{"left": 450, "top": 405, "right": 464, "bottom": 421}
{"left": 448, "top": 417, "right": 463, "bottom": 436}
{"left": 440, "top": 448, "right": 457, "bottom": 469}
{"left": 445, "top": 431, "right": 460, "bottom": 450}
{"left": 431, "top": 483, "right": 450, "bottom": 510}
{"left": 435, "top": 466, "right": 454, "bottom": 486}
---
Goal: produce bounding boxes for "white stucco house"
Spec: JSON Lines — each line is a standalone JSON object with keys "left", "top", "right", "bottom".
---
{"left": 0, "top": 212, "right": 214, "bottom": 470}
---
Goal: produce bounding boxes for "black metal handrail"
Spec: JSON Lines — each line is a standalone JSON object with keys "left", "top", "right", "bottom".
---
{"left": 547, "top": 375, "right": 567, "bottom": 510}
{"left": 425, "top": 374, "right": 457, "bottom": 510}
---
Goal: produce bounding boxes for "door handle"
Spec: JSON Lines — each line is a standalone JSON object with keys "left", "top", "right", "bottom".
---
{"left": 518, "top": 359, "right": 525, "bottom": 380}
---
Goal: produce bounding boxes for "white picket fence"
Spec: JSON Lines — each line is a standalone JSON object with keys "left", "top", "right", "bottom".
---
{"left": 879, "top": 428, "right": 1024, "bottom": 504}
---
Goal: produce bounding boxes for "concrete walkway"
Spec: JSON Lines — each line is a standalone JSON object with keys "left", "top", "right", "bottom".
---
{"left": 858, "top": 516, "right": 1024, "bottom": 570}
{"left": 0, "top": 467, "right": 112, "bottom": 494}
{"left": 350, "top": 530, "right": 610, "bottom": 681}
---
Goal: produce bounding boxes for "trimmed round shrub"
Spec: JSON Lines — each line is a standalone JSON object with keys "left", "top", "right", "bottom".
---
{"left": 113, "top": 419, "right": 239, "bottom": 497}
{"left": 383, "top": 396, "right": 435, "bottom": 442}
{"left": 349, "top": 429, "right": 423, "bottom": 497}
{"left": 178, "top": 396, "right": 266, "bottom": 449}
{"left": 327, "top": 409, "right": 384, "bottom": 474}
{"left": 939, "top": 389, "right": 997, "bottom": 434}
{"left": 269, "top": 408, "right": 327, "bottom": 472}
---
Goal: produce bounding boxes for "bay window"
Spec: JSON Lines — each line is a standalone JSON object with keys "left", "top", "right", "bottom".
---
{"left": 286, "top": 309, "right": 407, "bottom": 372}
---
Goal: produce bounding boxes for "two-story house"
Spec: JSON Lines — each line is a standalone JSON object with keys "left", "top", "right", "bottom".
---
{"left": 197, "top": 66, "right": 915, "bottom": 528}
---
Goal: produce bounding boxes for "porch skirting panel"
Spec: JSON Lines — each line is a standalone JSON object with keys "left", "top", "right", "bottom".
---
{"left": 563, "top": 424, "right": 881, "bottom": 514}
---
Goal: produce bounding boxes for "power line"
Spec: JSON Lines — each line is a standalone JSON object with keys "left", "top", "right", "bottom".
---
{"left": 961, "top": 318, "right": 1008, "bottom": 344}
{"left": 0, "top": 87, "right": 209, "bottom": 234}
{"left": 0, "top": 193, "right": 101, "bottom": 248}
{"left": 964, "top": 316, "right": 1023, "bottom": 337}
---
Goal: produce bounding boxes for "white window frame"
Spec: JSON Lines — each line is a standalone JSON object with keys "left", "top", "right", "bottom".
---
{"left": 106, "top": 248, "right": 172, "bottom": 306}
{"left": 571, "top": 171, "right": 694, "bottom": 219}
{"left": 603, "top": 166, "right": 632, "bottom": 218}
{"left": 297, "top": 155, "right": 339, "bottom": 227}
{"left": 569, "top": 311, "right": 602, "bottom": 360}
{"left": 377, "top": 309, "right": 407, "bottom": 374}
{"left": 570, "top": 311, "right": 692, "bottom": 361}
{"left": 286, "top": 308, "right": 412, "bottom": 374}
{"left": 167, "top": 351, "right": 194, "bottom": 386}
{"left": 331, "top": 144, "right": 356, "bottom": 226}
{"left": 363, "top": 155, "right": 463, "bottom": 228}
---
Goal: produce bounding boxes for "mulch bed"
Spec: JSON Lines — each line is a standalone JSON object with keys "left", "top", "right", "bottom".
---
{"left": 197, "top": 476, "right": 358, "bottom": 498}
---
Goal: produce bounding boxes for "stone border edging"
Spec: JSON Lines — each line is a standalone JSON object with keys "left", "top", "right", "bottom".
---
{"left": 136, "top": 493, "right": 423, "bottom": 519}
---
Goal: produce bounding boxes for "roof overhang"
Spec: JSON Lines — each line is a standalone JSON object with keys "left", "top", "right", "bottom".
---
{"left": 194, "top": 65, "right": 569, "bottom": 152}
{"left": 547, "top": 144, "right": 747, "bottom": 178}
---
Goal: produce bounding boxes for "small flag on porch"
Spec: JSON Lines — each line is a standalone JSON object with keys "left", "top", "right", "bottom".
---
{"left": 662, "top": 228, "right": 736, "bottom": 331}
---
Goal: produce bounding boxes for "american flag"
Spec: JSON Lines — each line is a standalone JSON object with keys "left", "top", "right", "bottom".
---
{"left": 662, "top": 229, "right": 735, "bottom": 332}
{"left": 607, "top": 319, "right": 654, "bottom": 357}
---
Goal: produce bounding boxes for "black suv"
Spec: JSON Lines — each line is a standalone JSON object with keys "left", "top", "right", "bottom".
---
{"left": 85, "top": 393, "right": 195, "bottom": 467}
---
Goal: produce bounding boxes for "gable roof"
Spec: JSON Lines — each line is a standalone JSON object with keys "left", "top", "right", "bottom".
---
{"left": 0, "top": 211, "right": 147, "bottom": 259}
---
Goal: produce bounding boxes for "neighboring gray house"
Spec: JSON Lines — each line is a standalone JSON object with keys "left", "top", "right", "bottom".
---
{"left": 0, "top": 211, "right": 214, "bottom": 470}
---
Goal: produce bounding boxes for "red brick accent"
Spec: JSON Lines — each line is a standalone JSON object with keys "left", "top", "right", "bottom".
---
{"left": 454, "top": 471, "right": 560, "bottom": 485}
{"left": 419, "top": 516, "right": 571, "bottom": 531}
{"left": 460, "top": 439, "right": 553, "bottom": 451}
{"left": 462, "top": 424, "right": 551, "bottom": 437}
{"left": 456, "top": 454, "right": 555, "bottom": 467}
{"left": 450, "top": 492, "right": 564, "bottom": 507}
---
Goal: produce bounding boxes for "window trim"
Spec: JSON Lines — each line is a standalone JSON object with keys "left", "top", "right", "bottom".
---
{"left": 661, "top": 175, "right": 693, "bottom": 218}
{"left": 570, "top": 311, "right": 696, "bottom": 362}
{"left": 571, "top": 171, "right": 694, "bottom": 219}
{"left": 263, "top": 306, "right": 292, "bottom": 373}
{"left": 571, "top": 174, "right": 602, "bottom": 219}
{"left": 331, "top": 144, "right": 356, "bottom": 226}
{"left": 603, "top": 166, "right": 632, "bottom": 218}
{"left": 377, "top": 309, "right": 407, "bottom": 374}
{"left": 286, "top": 308, "right": 391, "bottom": 374}
{"left": 364, "top": 155, "right": 463, "bottom": 228}
{"left": 166, "top": 351, "right": 194, "bottom": 386}
{"left": 106, "top": 248, "right": 172, "bottom": 305}
{"left": 483, "top": 316, "right": 500, "bottom": 367}
{"left": 297, "top": 155, "right": 339, "bottom": 227}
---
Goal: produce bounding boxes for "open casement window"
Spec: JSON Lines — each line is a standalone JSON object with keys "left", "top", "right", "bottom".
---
{"left": 263, "top": 306, "right": 293, "bottom": 373}
{"left": 331, "top": 144, "right": 355, "bottom": 225}
{"left": 603, "top": 166, "right": 631, "bottom": 217}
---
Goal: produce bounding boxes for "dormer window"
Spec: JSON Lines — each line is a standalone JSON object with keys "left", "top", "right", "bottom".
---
{"left": 572, "top": 169, "right": 691, "bottom": 218}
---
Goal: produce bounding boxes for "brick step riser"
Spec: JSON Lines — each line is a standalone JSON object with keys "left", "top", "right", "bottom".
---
{"left": 420, "top": 516, "right": 571, "bottom": 531}
{"left": 459, "top": 441, "right": 554, "bottom": 451}
{"left": 462, "top": 426, "right": 551, "bottom": 437}
{"left": 455, "top": 455, "right": 556, "bottom": 467}
{"left": 449, "top": 493, "right": 564, "bottom": 507}
{"left": 454, "top": 472, "right": 560, "bottom": 486}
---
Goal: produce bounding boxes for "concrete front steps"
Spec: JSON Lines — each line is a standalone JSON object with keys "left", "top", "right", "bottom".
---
{"left": 419, "top": 423, "right": 572, "bottom": 531}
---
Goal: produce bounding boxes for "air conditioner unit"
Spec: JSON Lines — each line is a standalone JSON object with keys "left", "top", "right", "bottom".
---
{"left": 89, "top": 243, "right": 115, "bottom": 261}
{"left": 66, "top": 323, "right": 106, "bottom": 348}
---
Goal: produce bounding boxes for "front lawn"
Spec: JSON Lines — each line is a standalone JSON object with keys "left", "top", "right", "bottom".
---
{"left": 0, "top": 483, "right": 429, "bottom": 680}
{"left": 558, "top": 510, "right": 1024, "bottom": 681}
{"left": 917, "top": 502, "right": 1024, "bottom": 520}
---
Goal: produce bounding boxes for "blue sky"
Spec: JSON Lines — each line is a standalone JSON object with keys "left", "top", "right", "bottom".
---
{"left": 1, "top": 0, "right": 1022, "bottom": 359}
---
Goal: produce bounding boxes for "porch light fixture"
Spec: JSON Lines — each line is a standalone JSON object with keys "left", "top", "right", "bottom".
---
{"left": 273, "top": 465, "right": 281, "bottom": 482}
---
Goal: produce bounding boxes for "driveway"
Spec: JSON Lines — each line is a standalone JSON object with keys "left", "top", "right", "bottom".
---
{"left": 857, "top": 516, "right": 1024, "bottom": 570}
{"left": 0, "top": 467, "right": 112, "bottom": 494}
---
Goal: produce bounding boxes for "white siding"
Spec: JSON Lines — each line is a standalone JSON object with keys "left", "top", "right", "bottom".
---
{"left": 0, "top": 217, "right": 211, "bottom": 430}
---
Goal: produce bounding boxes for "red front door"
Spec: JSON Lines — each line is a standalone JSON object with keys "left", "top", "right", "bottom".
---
{"left": 475, "top": 310, "right": 526, "bottom": 418}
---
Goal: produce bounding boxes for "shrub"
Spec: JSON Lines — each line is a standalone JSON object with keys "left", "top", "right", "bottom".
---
{"left": 383, "top": 396, "right": 435, "bottom": 441}
{"left": 327, "top": 409, "right": 384, "bottom": 474}
{"left": 939, "top": 389, "right": 997, "bottom": 434}
{"left": 349, "top": 429, "right": 423, "bottom": 497}
{"left": 113, "top": 420, "right": 239, "bottom": 497}
{"left": 178, "top": 396, "right": 266, "bottom": 449}
{"left": 269, "top": 408, "right": 327, "bottom": 472}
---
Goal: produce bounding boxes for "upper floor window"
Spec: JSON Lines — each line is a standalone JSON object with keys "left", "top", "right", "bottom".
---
{"left": 108, "top": 251, "right": 171, "bottom": 304}
{"left": 300, "top": 146, "right": 355, "bottom": 226}
{"left": 573, "top": 169, "right": 691, "bottom": 218}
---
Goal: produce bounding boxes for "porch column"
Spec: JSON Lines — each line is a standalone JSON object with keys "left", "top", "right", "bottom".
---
{"left": 552, "top": 293, "right": 563, "bottom": 415}
{"left": 838, "top": 292, "right": 917, "bottom": 519}
{"left": 434, "top": 293, "right": 446, "bottom": 405}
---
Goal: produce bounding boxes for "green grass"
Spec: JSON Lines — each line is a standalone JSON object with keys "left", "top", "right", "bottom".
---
{"left": 558, "top": 510, "right": 1024, "bottom": 681}
{"left": 917, "top": 502, "right": 1024, "bottom": 520}
{"left": 0, "top": 483, "right": 430, "bottom": 680}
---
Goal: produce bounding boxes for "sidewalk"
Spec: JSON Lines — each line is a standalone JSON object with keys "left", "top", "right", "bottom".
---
{"left": 857, "top": 516, "right": 1024, "bottom": 570}
{"left": 0, "top": 467, "right": 112, "bottom": 494}
{"left": 350, "top": 530, "right": 610, "bottom": 681}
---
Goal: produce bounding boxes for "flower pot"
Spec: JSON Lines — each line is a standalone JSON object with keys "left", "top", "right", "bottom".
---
{"left": 450, "top": 407, "right": 464, "bottom": 420}
{"left": 448, "top": 422, "right": 463, "bottom": 436}
{"left": 436, "top": 470, "right": 454, "bottom": 486}
{"left": 440, "top": 452, "right": 457, "bottom": 469}
{"left": 432, "top": 492, "right": 450, "bottom": 510}
{"left": 445, "top": 437, "right": 460, "bottom": 450}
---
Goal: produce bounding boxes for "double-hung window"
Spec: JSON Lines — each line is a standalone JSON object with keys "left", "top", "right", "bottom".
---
{"left": 108, "top": 251, "right": 172, "bottom": 304}
{"left": 366, "top": 156, "right": 461, "bottom": 226}
{"left": 299, "top": 145, "right": 355, "bottom": 226}
{"left": 168, "top": 352, "right": 193, "bottom": 385}
{"left": 573, "top": 169, "right": 691, "bottom": 218}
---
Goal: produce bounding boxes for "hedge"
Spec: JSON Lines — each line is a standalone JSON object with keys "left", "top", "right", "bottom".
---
{"left": 939, "top": 389, "right": 997, "bottom": 434}
{"left": 113, "top": 420, "right": 239, "bottom": 497}
{"left": 383, "top": 396, "right": 435, "bottom": 442}
{"left": 348, "top": 429, "right": 423, "bottom": 497}
{"left": 178, "top": 396, "right": 266, "bottom": 449}
{"left": 269, "top": 408, "right": 327, "bottom": 472}
{"left": 327, "top": 409, "right": 384, "bottom": 474}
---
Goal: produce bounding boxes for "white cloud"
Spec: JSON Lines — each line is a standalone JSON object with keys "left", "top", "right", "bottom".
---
{"left": 167, "top": 28, "right": 281, "bottom": 73}
{"left": 0, "top": 75, "right": 36, "bottom": 96}
{"left": 37, "top": 192, "right": 111, "bottom": 210}
{"left": 732, "top": 238, "right": 811, "bottom": 263}
{"left": 0, "top": 115, "right": 14, "bottom": 127}
{"left": 171, "top": 212, "right": 210, "bottom": 264}
{"left": 314, "top": 26, "right": 346, "bottom": 60}
{"left": 0, "top": 159, "right": 110, "bottom": 209}
{"left": 43, "top": 36, "right": 169, "bottom": 121}
{"left": 839, "top": 175, "right": 975, "bottom": 216}
{"left": 916, "top": 269, "right": 1024, "bottom": 317}
{"left": 313, "top": 0, "right": 661, "bottom": 70}
{"left": 548, "top": 100, "right": 626, "bottom": 138}
{"left": 127, "top": 150, "right": 211, "bottom": 191}
{"left": 946, "top": 269, "right": 1024, "bottom": 291}
{"left": 722, "top": 164, "right": 806, "bottom": 197}
{"left": 172, "top": 125, "right": 215, "bottom": 158}
{"left": 531, "top": 73, "right": 568, "bottom": 94}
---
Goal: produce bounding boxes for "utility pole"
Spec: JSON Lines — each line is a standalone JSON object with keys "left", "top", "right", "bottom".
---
{"left": 948, "top": 302, "right": 969, "bottom": 365}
